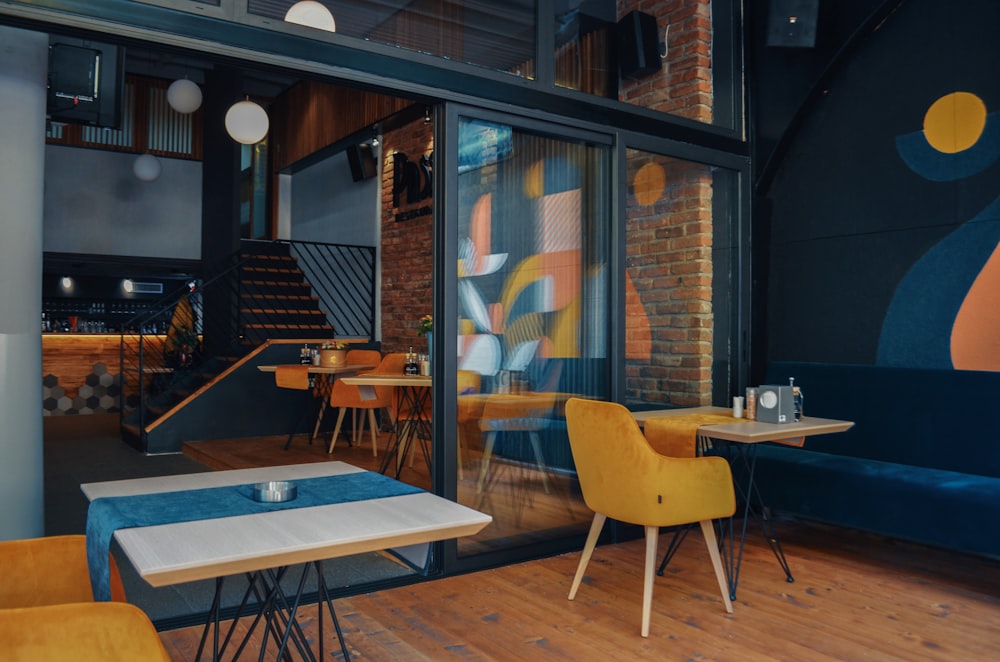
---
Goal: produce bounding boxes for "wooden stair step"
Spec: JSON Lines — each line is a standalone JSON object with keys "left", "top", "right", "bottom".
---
{"left": 240, "top": 308, "right": 326, "bottom": 316}
{"left": 243, "top": 323, "right": 333, "bottom": 330}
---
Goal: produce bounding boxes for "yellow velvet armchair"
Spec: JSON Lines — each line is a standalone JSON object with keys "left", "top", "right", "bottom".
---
{"left": 564, "top": 398, "right": 736, "bottom": 637}
{"left": 1, "top": 535, "right": 167, "bottom": 660}
{"left": 1, "top": 602, "right": 171, "bottom": 661}
{"left": 0, "top": 534, "right": 125, "bottom": 608}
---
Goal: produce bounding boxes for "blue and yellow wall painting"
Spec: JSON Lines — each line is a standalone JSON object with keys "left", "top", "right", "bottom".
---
{"left": 456, "top": 128, "right": 623, "bottom": 388}
{"left": 879, "top": 91, "right": 1000, "bottom": 371}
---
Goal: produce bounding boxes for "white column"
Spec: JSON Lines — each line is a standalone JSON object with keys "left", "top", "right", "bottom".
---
{"left": 0, "top": 26, "right": 48, "bottom": 539}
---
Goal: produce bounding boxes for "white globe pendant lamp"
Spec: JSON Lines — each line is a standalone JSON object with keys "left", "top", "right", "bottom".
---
{"left": 284, "top": 1, "right": 336, "bottom": 32}
{"left": 225, "top": 99, "right": 269, "bottom": 144}
{"left": 166, "top": 78, "right": 202, "bottom": 114}
{"left": 133, "top": 153, "right": 161, "bottom": 182}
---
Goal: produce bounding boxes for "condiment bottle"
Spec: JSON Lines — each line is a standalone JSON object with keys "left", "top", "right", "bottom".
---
{"left": 404, "top": 346, "right": 420, "bottom": 375}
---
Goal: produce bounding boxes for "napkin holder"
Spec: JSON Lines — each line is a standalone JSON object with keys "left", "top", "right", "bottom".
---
{"left": 757, "top": 385, "right": 795, "bottom": 424}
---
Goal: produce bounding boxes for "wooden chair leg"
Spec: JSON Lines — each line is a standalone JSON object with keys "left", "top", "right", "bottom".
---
{"left": 327, "top": 408, "right": 348, "bottom": 454}
{"left": 310, "top": 398, "right": 327, "bottom": 442}
{"left": 528, "top": 431, "right": 551, "bottom": 494}
{"left": 700, "top": 519, "right": 734, "bottom": 614}
{"left": 476, "top": 432, "right": 498, "bottom": 493}
{"left": 457, "top": 427, "right": 465, "bottom": 480}
{"left": 569, "top": 513, "right": 606, "bottom": 600}
{"left": 641, "top": 525, "right": 659, "bottom": 637}
{"left": 367, "top": 409, "right": 379, "bottom": 456}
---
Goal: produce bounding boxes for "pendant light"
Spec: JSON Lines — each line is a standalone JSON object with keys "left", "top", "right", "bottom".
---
{"left": 225, "top": 99, "right": 269, "bottom": 144}
{"left": 133, "top": 153, "right": 161, "bottom": 182}
{"left": 166, "top": 78, "right": 202, "bottom": 114}
{"left": 284, "top": 1, "right": 337, "bottom": 32}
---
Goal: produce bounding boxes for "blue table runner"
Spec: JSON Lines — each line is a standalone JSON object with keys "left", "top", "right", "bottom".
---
{"left": 86, "top": 471, "right": 423, "bottom": 601}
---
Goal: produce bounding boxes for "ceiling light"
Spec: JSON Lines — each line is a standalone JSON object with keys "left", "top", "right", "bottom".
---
{"left": 133, "top": 153, "right": 161, "bottom": 182}
{"left": 166, "top": 78, "right": 202, "bottom": 114}
{"left": 284, "top": 1, "right": 336, "bottom": 32}
{"left": 424, "top": 106, "right": 432, "bottom": 124}
{"left": 225, "top": 99, "right": 269, "bottom": 144}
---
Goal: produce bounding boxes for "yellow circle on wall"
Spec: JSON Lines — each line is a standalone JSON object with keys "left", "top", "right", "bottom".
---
{"left": 923, "top": 91, "right": 987, "bottom": 154}
{"left": 633, "top": 162, "right": 666, "bottom": 206}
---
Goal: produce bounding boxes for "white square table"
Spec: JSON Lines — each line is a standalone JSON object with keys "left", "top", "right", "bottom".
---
{"left": 82, "top": 461, "right": 491, "bottom": 661}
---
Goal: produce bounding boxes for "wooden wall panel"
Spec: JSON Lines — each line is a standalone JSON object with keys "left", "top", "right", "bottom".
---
{"left": 271, "top": 81, "right": 412, "bottom": 170}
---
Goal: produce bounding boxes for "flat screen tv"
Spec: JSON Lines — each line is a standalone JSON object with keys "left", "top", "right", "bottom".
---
{"left": 47, "top": 36, "right": 125, "bottom": 129}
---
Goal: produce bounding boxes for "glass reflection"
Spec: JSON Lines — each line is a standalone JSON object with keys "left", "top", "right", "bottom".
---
{"left": 455, "top": 117, "right": 609, "bottom": 555}
{"left": 247, "top": 0, "right": 537, "bottom": 78}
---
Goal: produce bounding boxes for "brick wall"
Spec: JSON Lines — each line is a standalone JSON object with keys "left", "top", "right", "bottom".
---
{"left": 379, "top": 120, "right": 435, "bottom": 354}
{"left": 620, "top": 0, "right": 716, "bottom": 406}
{"left": 618, "top": 0, "right": 714, "bottom": 123}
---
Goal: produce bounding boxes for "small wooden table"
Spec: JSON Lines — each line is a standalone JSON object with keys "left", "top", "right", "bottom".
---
{"left": 633, "top": 405, "right": 854, "bottom": 446}
{"left": 258, "top": 364, "right": 375, "bottom": 449}
{"left": 340, "top": 374, "right": 432, "bottom": 477}
{"left": 634, "top": 405, "right": 854, "bottom": 599}
{"left": 82, "top": 461, "right": 491, "bottom": 661}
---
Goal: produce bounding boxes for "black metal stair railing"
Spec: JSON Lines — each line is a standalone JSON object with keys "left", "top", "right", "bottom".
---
{"left": 118, "top": 239, "right": 376, "bottom": 446}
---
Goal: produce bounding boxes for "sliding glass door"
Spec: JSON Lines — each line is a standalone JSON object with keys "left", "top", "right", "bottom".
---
{"left": 445, "top": 112, "right": 612, "bottom": 556}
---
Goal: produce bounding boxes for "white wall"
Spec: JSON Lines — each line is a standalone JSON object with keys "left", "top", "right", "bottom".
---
{"left": 289, "top": 149, "right": 380, "bottom": 246}
{"left": 43, "top": 144, "right": 202, "bottom": 259}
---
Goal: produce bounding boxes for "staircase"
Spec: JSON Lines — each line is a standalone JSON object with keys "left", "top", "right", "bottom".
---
{"left": 239, "top": 243, "right": 336, "bottom": 344}
{"left": 119, "top": 239, "right": 377, "bottom": 452}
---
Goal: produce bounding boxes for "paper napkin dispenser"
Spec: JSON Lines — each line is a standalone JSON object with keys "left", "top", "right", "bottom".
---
{"left": 756, "top": 385, "right": 795, "bottom": 424}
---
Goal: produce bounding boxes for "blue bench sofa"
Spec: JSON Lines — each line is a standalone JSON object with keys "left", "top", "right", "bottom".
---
{"left": 752, "top": 361, "right": 1000, "bottom": 558}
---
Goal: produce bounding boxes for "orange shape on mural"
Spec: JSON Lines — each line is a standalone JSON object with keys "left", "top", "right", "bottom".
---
{"left": 951, "top": 241, "right": 1000, "bottom": 370}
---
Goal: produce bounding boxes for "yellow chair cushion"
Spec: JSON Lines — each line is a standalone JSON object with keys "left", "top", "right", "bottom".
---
{"left": 0, "top": 535, "right": 125, "bottom": 608}
{"left": 0, "top": 602, "right": 171, "bottom": 661}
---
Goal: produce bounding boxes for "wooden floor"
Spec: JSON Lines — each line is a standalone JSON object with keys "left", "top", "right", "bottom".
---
{"left": 160, "top": 431, "right": 1000, "bottom": 661}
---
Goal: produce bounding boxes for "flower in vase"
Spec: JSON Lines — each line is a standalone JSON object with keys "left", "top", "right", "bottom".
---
{"left": 417, "top": 315, "right": 433, "bottom": 336}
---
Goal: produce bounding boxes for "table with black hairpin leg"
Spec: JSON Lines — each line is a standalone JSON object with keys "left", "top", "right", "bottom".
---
{"left": 633, "top": 406, "right": 854, "bottom": 600}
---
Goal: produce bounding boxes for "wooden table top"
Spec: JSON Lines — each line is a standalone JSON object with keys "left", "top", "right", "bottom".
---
{"left": 257, "top": 364, "right": 375, "bottom": 375}
{"left": 340, "top": 374, "right": 432, "bottom": 388}
{"left": 81, "top": 462, "right": 491, "bottom": 587}
{"left": 633, "top": 405, "right": 854, "bottom": 444}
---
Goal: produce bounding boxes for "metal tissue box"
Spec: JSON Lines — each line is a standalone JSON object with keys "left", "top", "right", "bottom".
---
{"left": 756, "top": 385, "right": 795, "bottom": 424}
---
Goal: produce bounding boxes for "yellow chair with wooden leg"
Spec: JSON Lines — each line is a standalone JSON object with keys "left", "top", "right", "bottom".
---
{"left": 327, "top": 352, "right": 403, "bottom": 455}
{"left": 564, "top": 398, "right": 736, "bottom": 637}
{"left": 321, "top": 349, "right": 383, "bottom": 454}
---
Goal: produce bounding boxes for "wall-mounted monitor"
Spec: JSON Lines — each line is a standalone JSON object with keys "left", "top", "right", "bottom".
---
{"left": 47, "top": 36, "right": 125, "bottom": 129}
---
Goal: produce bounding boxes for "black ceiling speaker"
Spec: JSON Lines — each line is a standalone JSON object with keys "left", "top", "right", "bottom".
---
{"left": 767, "top": 0, "right": 820, "bottom": 48}
{"left": 617, "top": 11, "right": 661, "bottom": 80}
{"left": 346, "top": 143, "right": 376, "bottom": 182}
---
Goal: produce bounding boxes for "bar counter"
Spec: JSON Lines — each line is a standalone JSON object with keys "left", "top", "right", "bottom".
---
{"left": 42, "top": 333, "right": 161, "bottom": 416}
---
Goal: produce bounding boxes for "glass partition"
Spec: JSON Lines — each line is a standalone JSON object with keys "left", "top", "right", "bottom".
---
{"left": 454, "top": 117, "right": 610, "bottom": 555}
{"left": 623, "top": 148, "right": 740, "bottom": 409}
{"left": 246, "top": 0, "right": 537, "bottom": 78}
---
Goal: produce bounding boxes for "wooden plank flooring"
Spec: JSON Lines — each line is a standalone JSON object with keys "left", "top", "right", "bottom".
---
{"left": 158, "top": 515, "right": 1000, "bottom": 661}
{"left": 161, "top": 432, "right": 1000, "bottom": 661}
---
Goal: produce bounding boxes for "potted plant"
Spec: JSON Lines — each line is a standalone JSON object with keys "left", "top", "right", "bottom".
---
{"left": 319, "top": 340, "right": 348, "bottom": 367}
{"left": 165, "top": 325, "right": 200, "bottom": 369}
